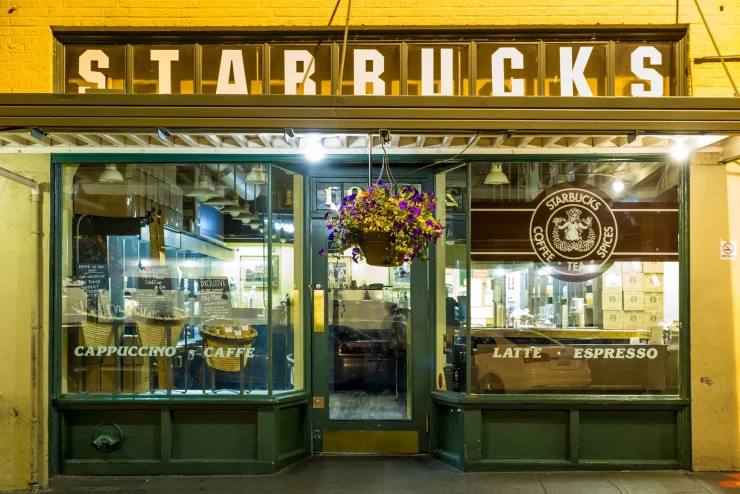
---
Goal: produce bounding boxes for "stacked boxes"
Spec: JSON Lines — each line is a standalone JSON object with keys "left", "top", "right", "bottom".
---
{"left": 600, "top": 262, "right": 665, "bottom": 330}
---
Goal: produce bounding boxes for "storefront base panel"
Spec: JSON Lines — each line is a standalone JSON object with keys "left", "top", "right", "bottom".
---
{"left": 432, "top": 394, "right": 688, "bottom": 472}
{"left": 55, "top": 399, "right": 309, "bottom": 476}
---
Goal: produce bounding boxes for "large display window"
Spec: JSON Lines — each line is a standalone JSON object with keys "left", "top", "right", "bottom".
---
{"left": 60, "top": 163, "right": 304, "bottom": 396}
{"left": 436, "top": 160, "right": 681, "bottom": 395}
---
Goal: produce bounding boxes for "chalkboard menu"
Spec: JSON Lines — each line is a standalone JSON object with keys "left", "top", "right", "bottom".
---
{"left": 77, "top": 263, "right": 109, "bottom": 296}
{"left": 135, "top": 266, "right": 175, "bottom": 316}
{"left": 199, "top": 277, "right": 232, "bottom": 320}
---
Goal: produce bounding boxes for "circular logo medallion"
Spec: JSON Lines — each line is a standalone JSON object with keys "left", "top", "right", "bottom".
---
{"left": 530, "top": 185, "right": 618, "bottom": 281}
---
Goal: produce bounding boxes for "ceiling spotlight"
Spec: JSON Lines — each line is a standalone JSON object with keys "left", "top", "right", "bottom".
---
{"left": 304, "top": 134, "right": 325, "bottom": 163}
{"left": 670, "top": 137, "right": 690, "bottom": 161}
{"left": 484, "top": 163, "right": 509, "bottom": 185}
{"left": 612, "top": 180, "right": 625, "bottom": 193}
{"left": 98, "top": 164, "right": 124, "bottom": 183}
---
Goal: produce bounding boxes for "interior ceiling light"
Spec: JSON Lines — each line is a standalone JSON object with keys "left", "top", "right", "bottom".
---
{"left": 246, "top": 164, "right": 268, "bottom": 185}
{"left": 98, "top": 164, "right": 124, "bottom": 184}
{"left": 484, "top": 163, "right": 509, "bottom": 185}
{"left": 612, "top": 180, "right": 625, "bottom": 193}
{"left": 185, "top": 168, "right": 216, "bottom": 201}
{"left": 303, "top": 134, "right": 325, "bottom": 163}
{"left": 670, "top": 137, "right": 690, "bottom": 161}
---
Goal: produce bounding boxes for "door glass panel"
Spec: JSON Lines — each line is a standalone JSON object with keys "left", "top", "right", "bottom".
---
{"left": 328, "top": 251, "right": 411, "bottom": 420}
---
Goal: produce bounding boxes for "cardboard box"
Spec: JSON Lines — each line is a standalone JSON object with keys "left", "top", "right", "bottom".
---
{"left": 623, "top": 292, "right": 645, "bottom": 311}
{"left": 645, "top": 311, "right": 663, "bottom": 327}
{"left": 602, "top": 292, "right": 623, "bottom": 310}
{"left": 603, "top": 271, "right": 623, "bottom": 292}
{"left": 624, "top": 311, "right": 645, "bottom": 330}
{"left": 643, "top": 261, "right": 664, "bottom": 273}
{"left": 603, "top": 311, "right": 624, "bottom": 330}
{"left": 644, "top": 293, "right": 664, "bottom": 312}
{"left": 622, "top": 261, "right": 643, "bottom": 273}
{"left": 623, "top": 273, "right": 644, "bottom": 291}
{"left": 605, "top": 263, "right": 623, "bottom": 274}
{"left": 644, "top": 273, "right": 664, "bottom": 292}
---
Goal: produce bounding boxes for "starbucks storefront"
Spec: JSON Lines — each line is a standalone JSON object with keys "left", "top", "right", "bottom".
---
{"left": 4, "top": 26, "right": 736, "bottom": 475}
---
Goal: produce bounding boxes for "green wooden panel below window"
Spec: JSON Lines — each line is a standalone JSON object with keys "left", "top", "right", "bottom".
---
{"left": 65, "top": 410, "right": 160, "bottom": 461}
{"left": 171, "top": 410, "right": 258, "bottom": 460}
{"left": 579, "top": 410, "right": 677, "bottom": 461}
{"left": 278, "top": 405, "right": 307, "bottom": 455}
{"left": 481, "top": 410, "right": 568, "bottom": 461}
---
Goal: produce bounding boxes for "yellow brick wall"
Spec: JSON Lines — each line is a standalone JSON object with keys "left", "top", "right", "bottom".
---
{"left": 0, "top": 0, "right": 738, "bottom": 94}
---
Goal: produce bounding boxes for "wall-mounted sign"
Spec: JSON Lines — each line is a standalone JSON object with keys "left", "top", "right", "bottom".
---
{"left": 471, "top": 182, "right": 678, "bottom": 282}
{"left": 62, "top": 37, "right": 679, "bottom": 96}
{"left": 529, "top": 184, "right": 618, "bottom": 280}
{"left": 721, "top": 240, "right": 737, "bottom": 260}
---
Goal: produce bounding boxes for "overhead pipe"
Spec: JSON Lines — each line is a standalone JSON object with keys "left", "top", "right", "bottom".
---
{"left": 0, "top": 167, "right": 43, "bottom": 491}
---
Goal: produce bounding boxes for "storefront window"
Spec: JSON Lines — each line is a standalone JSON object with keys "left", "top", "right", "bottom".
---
{"left": 545, "top": 43, "right": 607, "bottom": 96}
{"left": 338, "top": 45, "right": 401, "bottom": 96}
{"left": 468, "top": 161, "right": 680, "bottom": 395}
{"left": 201, "top": 45, "right": 264, "bottom": 95}
{"left": 61, "top": 163, "right": 303, "bottom": 395}
{"left": 65, "top": 45, "right": 126, "bottom": 93}
{"left": 435, "top": 165, "right": 469, "bottom": 392}
{"left": 476, "top": 43, "right": 539, "bottom": 96}
{"left": 133, "top": 45, "right": 195, "bottom": 94}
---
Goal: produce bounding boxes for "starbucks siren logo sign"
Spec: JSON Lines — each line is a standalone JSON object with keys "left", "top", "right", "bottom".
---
{"left": 529, "top": 184, "right": 618, "bottom": 281}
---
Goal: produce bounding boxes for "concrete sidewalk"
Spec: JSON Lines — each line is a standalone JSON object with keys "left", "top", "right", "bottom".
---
{"left": 39, "top": 456, "right": 740, "bottom": 493}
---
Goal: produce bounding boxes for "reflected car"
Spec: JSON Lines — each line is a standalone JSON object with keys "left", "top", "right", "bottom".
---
{"left": 472, "top": 329, "right": 591, "bottom": 393}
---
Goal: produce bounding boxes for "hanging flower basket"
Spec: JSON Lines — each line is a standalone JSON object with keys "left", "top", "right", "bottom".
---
{"left": 320, "top": 181, "right": 444, "bottom": 266}
{"left": 358, "top": 231, "right": 405, "bottom": 267}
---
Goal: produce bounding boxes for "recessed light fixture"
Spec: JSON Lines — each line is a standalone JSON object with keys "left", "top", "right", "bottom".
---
{"left": 612, "top": 179, "right": 625, "bottom": 193}
{"left": 670, "top": 137, "right": 690, "bottom": 161}
{"left": 304, "top": 134, "right": 325, "bottom": 162}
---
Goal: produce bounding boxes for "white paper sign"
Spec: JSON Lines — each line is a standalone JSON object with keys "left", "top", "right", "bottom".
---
{"left": 721, "top": 240, "right": 737, "bottom": 260}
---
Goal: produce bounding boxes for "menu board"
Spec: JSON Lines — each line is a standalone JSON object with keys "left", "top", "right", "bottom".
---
{"left": 199, "top": 277, "right": 232, "bottom": 320}
{"left": 135, "top": 266, "right": 175, "bottom": 316}
{"left": 77, "top": 263, "right": 109, "bottom": 296}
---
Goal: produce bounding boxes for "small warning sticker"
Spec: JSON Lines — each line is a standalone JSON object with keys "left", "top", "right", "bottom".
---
{"left": 721, "top": 240, "right": 737, "bottom": 260}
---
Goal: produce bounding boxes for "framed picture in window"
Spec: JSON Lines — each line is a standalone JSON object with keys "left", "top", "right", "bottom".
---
{"left": 240, "top": 256, "right": 279, "bottom": 289}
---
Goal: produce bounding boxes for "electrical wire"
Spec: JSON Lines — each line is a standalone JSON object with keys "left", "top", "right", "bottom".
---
{"left": 396, "top": 130, "right": 482, "bottom": 184}
{"left": 299, "top": 0, "right": 345, "bottom": 90}
{"left": 692, "top": 0, "right": 739, "bottom": 97}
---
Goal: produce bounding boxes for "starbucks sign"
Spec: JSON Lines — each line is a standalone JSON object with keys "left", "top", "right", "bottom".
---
{"left": 530, "top": 184, "right": 618, "bottom": 281}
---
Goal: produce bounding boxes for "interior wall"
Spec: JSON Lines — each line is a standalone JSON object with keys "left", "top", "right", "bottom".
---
{"left": 0, "top": 154, "right": 50, "bottom": 491}
{"left": 690, "top": 153, "right": 740, "bottom": 470}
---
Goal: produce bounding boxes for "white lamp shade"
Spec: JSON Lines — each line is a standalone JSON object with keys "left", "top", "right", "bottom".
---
{"left": 484, "top": 163, "right": 509, "bottom": 185}
{"left": 98, "top": 164, "right": 124, "bottom": 183}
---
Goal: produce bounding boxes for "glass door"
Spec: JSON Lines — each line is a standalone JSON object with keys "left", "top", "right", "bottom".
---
{"left": 309, "top": 177, "right": 432, "bottom": 454}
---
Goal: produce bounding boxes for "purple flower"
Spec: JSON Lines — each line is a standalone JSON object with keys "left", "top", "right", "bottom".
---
{"left": 326, "top": 222, "right": 333, "bottom": 229}
{"left": 396, "top": 222, "right": 404, "bottom": 231}
{"left": 428, "top": 202, "right": 436, "bottom": 211}
{"left": 409, "top": 206, "right": 421, "bottom": 216}
{"left": 399, "top": 200, "right": 409, "bottom": 210}
{"left": 426, "top": 219, "right": 434, "bottom": 227}
{"left": 318, "top": 248, "right": 325, "bottom": 256}
{"left": 412, "top": 228, "right": 421, "bottom": 239}
{"left": 328, "top": 232, "right": 335, "bottom": 241}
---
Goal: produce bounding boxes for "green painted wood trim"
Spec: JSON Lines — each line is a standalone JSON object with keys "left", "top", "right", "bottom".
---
{"left": 257, "top": 409, "right": 277, "bottom": 464}
{"left": 678, "top": 159, "right": 692, "bottom": 468}
{"left": 160, "top": 410, "right": 172, "bottom": 463}
{"left": 464, "top": 459, "right": 683, "bottom": 472}
{"left": 462, "top": 409, "right": 482, "bottom": 462}
{"left": 4, "top": 94, "right": 740, "bottom": 134}
{"left": 61, "top": 459, "right": 280, "bottom": 476}
{"left": 434, "top": 449, "right": 466, "bottom": 471}
{"left": 275, "top": 448, "right": 311, "bottom": 471}
{"left": 53, "top": 391, "right": 310, "bottom": 409}
{"left": 568, "top": 409, "right": 580, "bottom": 463}
{"left": 431, "top": 390, "right": 689, "bottom": 407}
{"left": 48, "top": 161, "right": 64, "bottom": 475}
